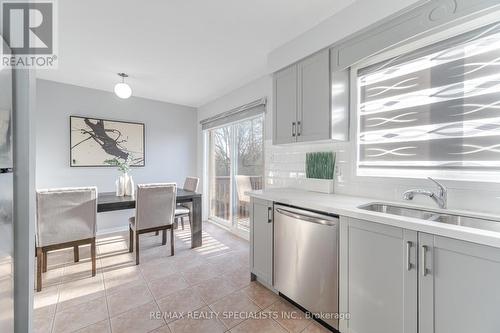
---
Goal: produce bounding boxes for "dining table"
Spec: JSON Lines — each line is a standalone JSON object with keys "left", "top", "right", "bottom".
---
{"left": 97, "top": 189, "right": 202, "bottom": 248}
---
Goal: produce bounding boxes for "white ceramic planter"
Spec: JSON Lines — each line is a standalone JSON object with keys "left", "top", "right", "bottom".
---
{"left": 115, "top": 173, "right": 135, "bottom": 197}
{"left": 301, "top": 178, "right": 335, "bottom": 194}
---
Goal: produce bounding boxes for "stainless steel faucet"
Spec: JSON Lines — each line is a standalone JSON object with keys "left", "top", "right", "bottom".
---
{"left": 403, "top": 177, "right": 447, "bottom": 209}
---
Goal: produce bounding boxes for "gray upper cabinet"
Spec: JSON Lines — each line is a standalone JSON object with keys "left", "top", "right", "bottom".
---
{"left": 297, "top": 49, "right": 330, "bottom": 142}
{"left": 340, "top": 217, "right": 417, "bottom": 333}
{"left": 330, "top": 50, "right": 350, "bottom": 141}
{"left": 249, "top": 198, "right": 273, "bottom": 286}
{"left": 273, "top": 48, "right": 348, "bottom": 144}
{"left": 273, "top": 65, "right": 297, "bottom": 144}
{"left": 419, "top": 233, "right": 500, "bottom": 333}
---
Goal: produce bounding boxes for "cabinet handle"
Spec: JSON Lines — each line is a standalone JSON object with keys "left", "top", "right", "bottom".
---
{"left": 297, "top": 121, "right": 301, "bottom": 136}
{"left": 267, "top": 207, "right": 272, "bottom": 223}
{"left": 421, "top": 245, "right": 429, "bottom": 276}
{"left": 292, "top": 122, "right": 296, "bottom": 137}
{"left": 406, "top": 241, "right": 413, "bottom": 271}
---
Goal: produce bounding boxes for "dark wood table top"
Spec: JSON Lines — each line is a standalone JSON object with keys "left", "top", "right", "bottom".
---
{"left": 97, "top": 189, "right": 201, "bottom": 213}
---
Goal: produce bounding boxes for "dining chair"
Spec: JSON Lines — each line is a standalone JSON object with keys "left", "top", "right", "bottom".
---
{"left": 236, "top": 175, "right": 252, "bottom": 216}
{"left": 36, "top": 187, "right": 97, "bottom": 292}
{"left": 129, "top": 183, "right": 176, "bottom": 265}
{"left": 174, "top": 177, "right": 199, "bottom": 230}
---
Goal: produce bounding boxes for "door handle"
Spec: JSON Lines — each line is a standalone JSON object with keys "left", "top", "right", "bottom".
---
{"left": 406, "top": 241, "right": 413, "bottom": 271}
{"left": 297, "top": 121, "right": 301, "bottom": 136}
{"left": 267, "top": 206, "right": 272, "bottom": 223}
{"left": 292, "top": 122, "right": 296, "bottom": 137}
{"left": 421, "top": 245, "right": 429, "bottom": 276}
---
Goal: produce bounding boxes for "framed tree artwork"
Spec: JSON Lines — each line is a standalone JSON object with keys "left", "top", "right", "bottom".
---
{"left": 70, "top": 116, "right": 145, "bottom": 167}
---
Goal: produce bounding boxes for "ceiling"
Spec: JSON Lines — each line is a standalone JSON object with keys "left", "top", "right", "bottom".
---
{"left": 37, "top": 0, "right": 355, "bottom": 107}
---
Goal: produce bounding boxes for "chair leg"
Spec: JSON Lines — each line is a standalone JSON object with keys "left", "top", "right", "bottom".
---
{"left": 135, "top": 232, "right": 140, "bottom": 265}
{"left": 91, "top": 237, "right": 96, "bottom": 277}
{"left": 170, "top": 227, "right": 174, "bottom": 256}
{"left": 36, "top": 247, "right": 42, "bottom": 292}
{"left": 129, "top": 227, "right": 134, "bottom": 253}
{"left": 74, "top": 245, "right": 79, "bottom": 262}
{"left": 155, "top": 231, "right": 159, "bottom": 236}
{"left": 181, "top": 217, "right": 185, "bottom": 230}
{"left": 162, "top": 229, "right": 167, "bottom": 245}
{"left": 42, "top": 251, "right": 48, "bottom": 273}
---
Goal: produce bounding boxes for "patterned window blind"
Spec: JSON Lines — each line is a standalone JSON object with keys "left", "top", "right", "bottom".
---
{"left": 358, "top": 22, "right": 500, "bottom": 172}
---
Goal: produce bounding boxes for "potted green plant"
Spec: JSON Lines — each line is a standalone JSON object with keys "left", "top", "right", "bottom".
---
{"left": 304, "top": 151, "right": 336, "bottom": 193}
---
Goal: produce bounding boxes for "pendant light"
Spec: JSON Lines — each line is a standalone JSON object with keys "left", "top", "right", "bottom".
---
{"left": 114, "top": 73, "right": 132, "bottom": 99}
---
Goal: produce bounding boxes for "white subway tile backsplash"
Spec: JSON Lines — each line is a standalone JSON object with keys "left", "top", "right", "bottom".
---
{"left": 264, "top": 140, "right": 500, "bottom": 215}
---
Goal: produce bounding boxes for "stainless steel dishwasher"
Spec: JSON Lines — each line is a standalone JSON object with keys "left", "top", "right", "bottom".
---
{"left": 274, "top": 204, "right": 339, "bottom": 330}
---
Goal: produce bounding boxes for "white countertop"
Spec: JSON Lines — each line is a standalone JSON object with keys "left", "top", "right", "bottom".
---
{"left": 248, "top": 188, "right": 500, "bottom": 249}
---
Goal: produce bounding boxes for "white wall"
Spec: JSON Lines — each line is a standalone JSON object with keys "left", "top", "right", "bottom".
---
{"left": 36, "top": 79, "right": 198, "bottom": 232}
{"left": 267, "top": 0, "right": 424, "bottom": 72}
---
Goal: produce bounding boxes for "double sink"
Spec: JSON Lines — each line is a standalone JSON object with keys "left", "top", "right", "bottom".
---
{"left": 359, "top": 203, "right": 500, "bottom": 233}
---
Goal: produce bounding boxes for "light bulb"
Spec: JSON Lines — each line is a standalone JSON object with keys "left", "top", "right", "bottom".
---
{"left": 114, "top": 82, "right": 132, "bottom": 99}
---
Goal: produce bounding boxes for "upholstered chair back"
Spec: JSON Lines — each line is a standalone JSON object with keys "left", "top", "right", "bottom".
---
{"left": 36, "top": 187, "right": 97, "bottom": 247}
{"left": 135, "top": 183, "right": 176, "bottom": 230}
{"left": 236, "top": 175, "right": 252, "bottom": 204}
{"left": 183, "top": 177, "right": 199, "bottom": 192}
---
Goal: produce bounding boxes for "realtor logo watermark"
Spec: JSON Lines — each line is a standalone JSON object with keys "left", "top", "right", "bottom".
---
{"left": 1, "top": 0, "right": 58, "bottom": 68}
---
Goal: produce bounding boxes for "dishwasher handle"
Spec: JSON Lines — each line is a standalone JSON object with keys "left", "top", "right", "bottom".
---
{"left": 275, "top": 207, "right": 338, "bottom": 226}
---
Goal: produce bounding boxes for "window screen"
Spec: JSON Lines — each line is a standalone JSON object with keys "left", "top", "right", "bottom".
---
{"left": 358, "top": 22, "right": 500, "bottom": 173}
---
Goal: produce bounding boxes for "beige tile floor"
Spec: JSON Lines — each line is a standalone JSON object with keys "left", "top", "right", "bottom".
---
{"left": 34, "top": 222, "right": 330, "bottom": 333}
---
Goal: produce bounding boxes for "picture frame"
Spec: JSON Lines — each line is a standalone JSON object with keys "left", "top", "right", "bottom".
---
{"left": 69, "top": 116, "right": 145, "bottom": 167}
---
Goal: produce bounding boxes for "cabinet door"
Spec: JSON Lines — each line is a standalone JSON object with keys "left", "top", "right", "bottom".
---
{"left": 330, "top": 49, "right": 350, "bottom": 141}
{"left": 340, "top": 218, "right": 417, "bottom": 333}
{"left": 273, "top": 65, "right": 297, "bottom": 144}
{"left": 250, "top": 198, "right": 273, "bottom": 285}
{"left": 297, "top": 49, "right": 330, "bottom": 142}
{"left": 419, "top": 233, "right": 500, "bottom": 333}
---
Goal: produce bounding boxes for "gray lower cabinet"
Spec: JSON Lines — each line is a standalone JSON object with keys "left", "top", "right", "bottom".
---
{"left": 419, "top": 233, "right": 500, "bottom": 333}
{"left": 249, "top": 198, "right": 273, "bottom": 285}
{"left": 341, "top": 217, "right": 500, "bottom": 333}
{"left": 340, "top": 217, "right": 417, "bottom": 333}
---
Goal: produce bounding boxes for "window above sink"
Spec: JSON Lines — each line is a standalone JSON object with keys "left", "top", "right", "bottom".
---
{"left": 354, "top": 21, "right": 500, "bottom": 182}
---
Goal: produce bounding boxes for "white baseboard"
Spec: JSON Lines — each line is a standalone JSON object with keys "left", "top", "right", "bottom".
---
{"left": 97, "top": 226, "right": 129, "bottom": 236}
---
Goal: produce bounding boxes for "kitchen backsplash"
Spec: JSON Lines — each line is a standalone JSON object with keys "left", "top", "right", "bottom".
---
{"left": 265, "top": 140, "right": 348, "bottom": 188}
{"left": 264, "top": 140, "right": 500, "bottom": 215}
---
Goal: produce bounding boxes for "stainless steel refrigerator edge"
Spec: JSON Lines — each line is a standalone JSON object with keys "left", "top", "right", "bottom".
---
{"left": 0, "top": 35, "right": 36, "bottom": 333}
{"left": 13, "top": 55, "right": 37, "bottom": 333}
{"left": 0, "top": 39, "right": 14, "bottom": 332}
{"left": 274, "top": 205, "right": 339, "bottom": 329}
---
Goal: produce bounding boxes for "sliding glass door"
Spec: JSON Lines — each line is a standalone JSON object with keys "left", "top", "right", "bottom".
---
{"left": 209, "top": 125, "right": 232, "bottom": 224}
{"left": 234, "top": 116, "right": 264, "bottom": 231}
{"left": 208, "top": 115, "right": 264, "bottom": 235}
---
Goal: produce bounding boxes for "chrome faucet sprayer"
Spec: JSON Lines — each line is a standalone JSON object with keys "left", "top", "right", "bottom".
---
{"left": 403, "top": 177, "right": 447, "bottom": 209}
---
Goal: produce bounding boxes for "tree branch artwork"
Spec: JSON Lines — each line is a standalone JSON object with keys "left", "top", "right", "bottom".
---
{"left": 70, "top": 116, "right": 145, "bottom": 167}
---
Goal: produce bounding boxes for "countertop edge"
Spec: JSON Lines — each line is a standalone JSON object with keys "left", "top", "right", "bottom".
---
{"left": 247, "top": 189, "right": 500, "bottom": 249}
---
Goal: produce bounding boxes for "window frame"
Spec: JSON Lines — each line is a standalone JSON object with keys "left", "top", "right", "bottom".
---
{"left": 204, "top": 113, "right": 265, "bottom": 239}
{"left": 352, "top": 20, "right": 500, "bottom": 183}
